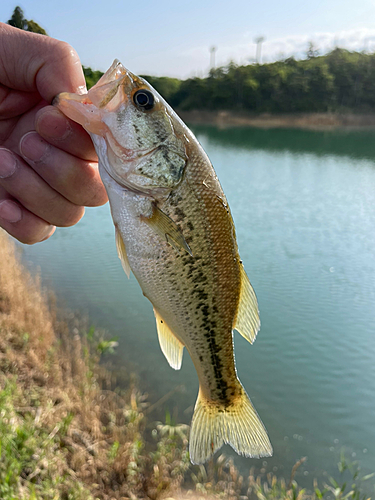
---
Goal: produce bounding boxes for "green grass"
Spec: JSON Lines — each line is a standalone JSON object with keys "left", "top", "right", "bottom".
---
{"left": 0, "top": 379, "right": 92, "bottom": 500}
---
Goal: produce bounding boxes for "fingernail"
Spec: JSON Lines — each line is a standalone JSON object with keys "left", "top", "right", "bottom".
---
{"left": 36, "top": 108, "right": 71, "bottom": 140}
{"left": 0, "top": 149, "right": 17, "bottom": 178}
{"left": 20, "top": 132, "right": 49, "bottom": 162}
{"left": 77, "top": 84, "right": 88, "bottom": 95}
{"left": 0, "top": 200, "right": 22, "bottom": 223}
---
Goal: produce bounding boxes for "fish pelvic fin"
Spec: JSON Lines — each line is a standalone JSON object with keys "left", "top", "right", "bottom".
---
{"left": 189, "top": 385, "right": 272, "bottom": 465}
{"left": 154, "top": 309, "right": 184, "bottom": 370}
{"left": 233, "top": 264, "right": 260, "bottom": 344}
{"left": 115, "top": 226, "right": 131, "bottom": 278}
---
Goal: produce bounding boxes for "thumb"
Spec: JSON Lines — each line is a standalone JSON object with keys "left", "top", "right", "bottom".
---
{"left": 0, "top": 22, "right": 86, "bottom": 103}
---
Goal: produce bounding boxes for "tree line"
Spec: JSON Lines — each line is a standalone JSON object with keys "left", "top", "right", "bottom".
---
{"left": 7, "top": 7, "right": 375, "bottom": 114}
{"left": 142, "top": 50, "right": 375, "bottom": 113}
{"left": 85, "top": 50, "right": 375, "bottom": 114}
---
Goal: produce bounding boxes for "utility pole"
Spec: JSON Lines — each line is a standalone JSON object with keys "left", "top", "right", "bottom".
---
{"left": 254, "top": 36, "right": 265, "bottom": 64}
{"left": 210, "top": 46, "right": 217, "bottom": 69}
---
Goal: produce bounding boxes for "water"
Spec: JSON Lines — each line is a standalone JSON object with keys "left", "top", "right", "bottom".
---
{"left": 18, "top": 126, "right": 375, "bottom": 490}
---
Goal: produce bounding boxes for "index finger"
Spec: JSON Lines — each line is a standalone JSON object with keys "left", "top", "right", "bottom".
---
{"left": 35, "top": 106, "right": 97, "bottom": 162}
{"left": 0, "top": 22, "right": 86, "bottom": 102}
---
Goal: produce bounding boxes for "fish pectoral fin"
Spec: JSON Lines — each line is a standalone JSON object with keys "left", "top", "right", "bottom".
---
{"left": 142, "top": 205, "right": 193, "bottom": 256}
{"left": 115, "top": 227, "right": 131, "bottom": 278}
{"left": 233, "top": 264, "right": 260, "bottom": 344}
{"left": 189, "top": 385, "right": 272, "bottom": 465}
{"left": 154, "top": 308, "right": 184, "bottom": 370}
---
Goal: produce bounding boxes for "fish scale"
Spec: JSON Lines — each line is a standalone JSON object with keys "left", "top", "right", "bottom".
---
{"left": 55, "top": 59, "right": 272, "bottom": 464}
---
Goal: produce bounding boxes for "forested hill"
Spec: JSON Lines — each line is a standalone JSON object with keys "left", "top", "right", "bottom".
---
{"left": 85, "top": 49, "right": 375, "bottom": 114}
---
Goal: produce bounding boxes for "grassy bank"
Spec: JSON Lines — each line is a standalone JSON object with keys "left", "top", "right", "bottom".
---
{"left": 0, "top": 230, "right": 373, "bottom": 499}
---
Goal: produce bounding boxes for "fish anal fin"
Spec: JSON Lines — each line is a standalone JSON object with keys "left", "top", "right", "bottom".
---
{"left": 115, "top": 226, "right": 131, "bottom": 278}
{"left": 189, "top": 384, "right": 272, "bottom": 465}
{"left": 154, "top": 309, "right": 184, "bottom": 370}
{"left": 233, "top": 264, "right": 260, "bottom": 344}
{"left": 142, "top": 204, "right": 193, "bottom": 256}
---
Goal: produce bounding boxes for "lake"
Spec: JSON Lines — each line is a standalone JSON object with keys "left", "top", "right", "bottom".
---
{"left": 18, "top": 125, "right": 375, "bottom": 490}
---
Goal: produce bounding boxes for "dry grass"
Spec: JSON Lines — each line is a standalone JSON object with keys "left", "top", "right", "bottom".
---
{"left": 0, "top": 230, "right": 189, "bottom": 499}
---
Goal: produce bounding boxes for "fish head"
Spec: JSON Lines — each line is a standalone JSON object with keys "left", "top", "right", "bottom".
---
{"left": 54, "top": 60, "right": 188, "bottom": 196}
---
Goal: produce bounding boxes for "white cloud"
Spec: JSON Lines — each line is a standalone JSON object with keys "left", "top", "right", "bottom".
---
{"left": 261, "top": 27, "right": 375, "bottom": 61}
{"left": 169, "top": 27, "right": 375, "bottom": 79}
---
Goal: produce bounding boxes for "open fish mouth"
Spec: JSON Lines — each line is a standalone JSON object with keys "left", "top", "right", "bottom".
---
{"left": 52, "top": 60, "right": 149, "bottom": 136}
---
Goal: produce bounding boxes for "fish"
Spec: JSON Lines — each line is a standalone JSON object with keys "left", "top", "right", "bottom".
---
{"left": 54, "top": 60, "right": 272, "bottom": 464}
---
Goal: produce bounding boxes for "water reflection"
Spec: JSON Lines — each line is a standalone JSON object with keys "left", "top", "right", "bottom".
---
{"left": 190, "top": 124, "right": 375, "bottom": 161}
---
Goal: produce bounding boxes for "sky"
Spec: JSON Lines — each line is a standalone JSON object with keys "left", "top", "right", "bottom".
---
{"left": 2, "top": 0, "right": 375, "bottom": 78}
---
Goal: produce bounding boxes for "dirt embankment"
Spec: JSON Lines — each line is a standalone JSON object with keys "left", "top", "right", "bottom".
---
{"left": 177, "top": 110, "right": 375, "bottom": 130}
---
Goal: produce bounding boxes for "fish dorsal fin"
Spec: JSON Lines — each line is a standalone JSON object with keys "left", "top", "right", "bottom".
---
{"left": 115, "top": 226, "right": 131, "bottom": 278}
{"left": 153, "top": 308, "right": 184, "bottom": 370}
{"left": 233, "top": 265, "right": 260, "bottom": 344}
{"left": 142, "top": 205, "right": 193, "bottom": 256}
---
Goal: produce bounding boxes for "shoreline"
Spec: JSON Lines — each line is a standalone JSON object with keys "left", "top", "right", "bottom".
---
{"left": 177, "top": 110, "right": 375, "bottom": 130}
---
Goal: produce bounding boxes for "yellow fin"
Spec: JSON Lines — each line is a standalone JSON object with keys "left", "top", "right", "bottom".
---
{"left": 142, "top": 205, "right": 193, "bottom": 256}
{"left": 154, "top": 309, "right": 184, "bottom": 370}
{"left": 189, "top": 385, "right": 272, "bottom": 465}
{"left": 233, "top": 264, "right": 260, "bottom": 344}
{"left": 115, "top": 227, "right": 131, "bottom": 278}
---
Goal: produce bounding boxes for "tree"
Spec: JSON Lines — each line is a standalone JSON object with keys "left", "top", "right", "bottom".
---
{"left": 7, "top": 6, "right": 27, "bottom": 30}
{"left": 306, "top": 41, "right": 319, "bottom": 59}
{"left": 7, "top": 6, "right": 47, "bottom": 35}
{"left": 26, "top": 19, "right": 47, "bottom": 35}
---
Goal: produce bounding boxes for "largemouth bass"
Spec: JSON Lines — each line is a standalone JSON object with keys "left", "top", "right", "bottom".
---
{"left": 54, "top": 60, "right": 272, "bottom": 464}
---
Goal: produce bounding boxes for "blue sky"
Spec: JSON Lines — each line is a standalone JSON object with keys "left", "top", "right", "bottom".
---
{"left": 2, "top": 0, "right": 375, "bottom": 78}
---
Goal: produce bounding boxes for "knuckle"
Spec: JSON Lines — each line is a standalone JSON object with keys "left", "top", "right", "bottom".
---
{"left": 57, "top": 206, "right": 85, "bottom": 227}
{"left": 84, "top": 187, "right": 108, "bottom": 207}
{"left": 53, "top": 41, "right": 80, "bottom": 66}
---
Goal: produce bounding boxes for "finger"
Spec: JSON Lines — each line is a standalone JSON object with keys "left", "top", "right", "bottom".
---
{"left": 1, "top": 100, "right": 46, "bottom": 153}
{"left": 0, "top": 187, "right": 55, "bottom": 244}
{"left": 0, "top": 83, "right": 41, "bottom": 119}
{"left": 0, "top": 23, "right": 86, "bottom": 102}
{"left": 35, "top": 106, "right": 97, "bottom": 161}
{"left": 0, "top": 148, "right": 84, "bottom": 227}
{"left": 19, "top": 132, "right": 108, "bottom": 207}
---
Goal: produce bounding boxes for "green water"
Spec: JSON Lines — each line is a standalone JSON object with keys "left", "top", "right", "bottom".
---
{"left": 19, "top": 126, "right": 375, "bottom": 489}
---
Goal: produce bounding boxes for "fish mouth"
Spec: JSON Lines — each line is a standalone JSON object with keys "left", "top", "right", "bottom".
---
{"left": 92, "top": 60, "right": 146, "bottom": 108}
{"left": 53, "top": 60, "right": 142, "bottom": 134}
{"left": 95, "top": 60, "right": 141, "bottom": 92}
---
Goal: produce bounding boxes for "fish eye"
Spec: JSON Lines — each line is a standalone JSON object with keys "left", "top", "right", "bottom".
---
{"left": 133, "top": 89, "right": 154, "bottom": 110}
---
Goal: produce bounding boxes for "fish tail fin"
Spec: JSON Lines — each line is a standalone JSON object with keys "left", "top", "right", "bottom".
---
{"left": 189, "top": 385, "right": 272, "bottom": 465}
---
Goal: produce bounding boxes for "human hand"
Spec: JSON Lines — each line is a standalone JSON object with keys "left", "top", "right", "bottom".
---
{"left": 0, "top": 22, "right": 108, "bottom": 244}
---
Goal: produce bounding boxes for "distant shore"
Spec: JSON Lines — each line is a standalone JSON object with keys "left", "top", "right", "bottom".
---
{"left": 178, "top": 110, "right": 375, "bottom": 130}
